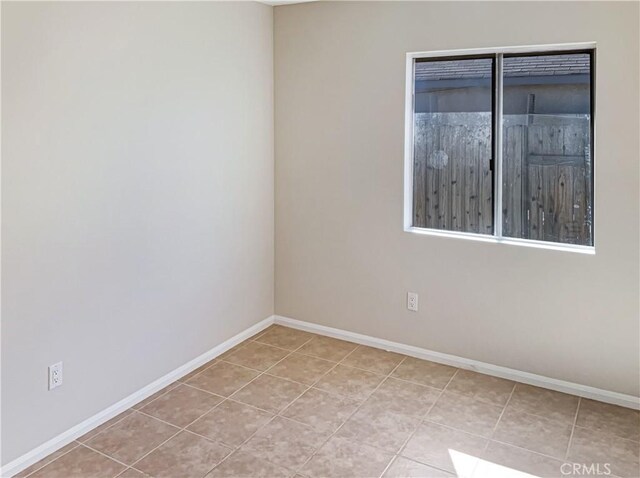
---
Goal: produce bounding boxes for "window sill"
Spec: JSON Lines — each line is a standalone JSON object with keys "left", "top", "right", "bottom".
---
{"left": 404, "top": 226, "right": 595, "bottom": 255}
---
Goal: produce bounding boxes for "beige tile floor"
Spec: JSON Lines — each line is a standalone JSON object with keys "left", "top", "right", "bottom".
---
{"left": 16, "top": 325, "right": 640, "bottom": 478}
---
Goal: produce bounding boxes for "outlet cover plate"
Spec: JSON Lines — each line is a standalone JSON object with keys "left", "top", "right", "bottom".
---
{"left": 49, "top": 362, "right": 63, "bottom": 390}
{"left": 407, "top": 292, "right": 419, "bottom": 312}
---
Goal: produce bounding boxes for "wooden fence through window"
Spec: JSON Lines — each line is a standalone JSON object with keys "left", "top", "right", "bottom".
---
{"left": 412, "top": 113, "right": 592, "bottom": 246}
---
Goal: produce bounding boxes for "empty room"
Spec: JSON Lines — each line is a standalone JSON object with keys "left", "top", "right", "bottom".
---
{"left": 1, "top": 1, "right": 639, "bottom": 477}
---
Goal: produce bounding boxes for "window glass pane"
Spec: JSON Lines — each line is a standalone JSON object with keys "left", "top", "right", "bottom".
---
{"left": 502, "top": 53, "right": 593, "bottom": 246}
{"left": 413, "top": 57, "right": 493, "bottom": 234}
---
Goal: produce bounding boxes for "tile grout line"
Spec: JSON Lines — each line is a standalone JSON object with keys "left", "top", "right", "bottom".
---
{"left": 487, "top": 382, "right": 517, "bottom": 441}
{"left": 224, "top": 335, "right": 317, "bottom": 408}
{"left": 444, "top": 379, "right": 520, "bottom": 478}
{"left": 80, "top": 441, "right": 147, "bottom": 474}
{"left": 13, "top": 442, "right": 81, "bottom": 478}
{"left": 281, "top": 345, "right": 375, "bottom": 472}
{"left": 124, "top": 387, "right": 236, "bottom": 473}
{"left": 564, "top": 397, "right": 581, "bottom": 461}
{"left": 381, "top": 357, "right": 450, "bottom": 477}
{"left": 176, "top": 362, "right": 219, "bottom": 385}
{"left": 90, "top": 402, "right": 229, "bottom": 474}
{"left": 262, "top": 342, "right": 412, "bottom": 440}
{"left": 488, "top": 437, "right": 578, "bottom": 463}
{"left": 235, "top": 341, "right": 365, "bottom": 475}
{"left": 222, "top": 349, "right": 405, "bottom": 386}
{"left": 215, "top": 349, "right": 411, "bottom": 435}
{"left": 377, "top": 456, "right": 397, "bottom": 478}
{"left": 390, "top": 368, "right": 461, "bottom": 478}
{"left": 136, "top": 402, "right": 262, "bottom": 449}
{"left": 77, "top": 410, "right": 137, "bottom": 444}
{"left": 202, "top": 329, "right": 326, "bottom": 476}
{"left": 294, "top": 352, "right": 409, "bottom": 477}
{"left": 228, "top": 332, "right": 316, "bottom": 394}
{"left": 128, "top": 408, "right": 234, "bottom": 476}
{"left": 163, "top": 331, "right": 317, "bottom": 476}
{"left": 486, "top": 384, "right": 596, "bottom": 433}
{"left": 252, "top": 342, "right": 369, "bottom": 475}
{"left": 244, "top": 333, "right": 456, "bottom": 391}
{"left": 200, "top": 414, "right": 283, "bottom": 476}
{"left": 570, "top": 424, "right": 640, "bottom": 444}
{"left": 180, "top": 346, "right": 392, "bottom": 437}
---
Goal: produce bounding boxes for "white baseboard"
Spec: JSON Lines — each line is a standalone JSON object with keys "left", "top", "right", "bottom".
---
{"left": 1, "top": 316, "right": 275, "bottom": 478}
{"left": 274, "top": 315, "right": 640, "bottom": 410}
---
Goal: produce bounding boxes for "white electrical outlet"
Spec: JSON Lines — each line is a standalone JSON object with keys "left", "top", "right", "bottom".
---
{"left": 407, "top": 292, "right": 419, "bottom": 312}
{"left": 49, "top": 362, "right": 63, "bottom": 390}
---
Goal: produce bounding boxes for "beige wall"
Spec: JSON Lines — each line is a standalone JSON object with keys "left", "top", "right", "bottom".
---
{"left": 274, "top": 2, "right": 639, "bottom": 396}
{"left": 1, "top": 1, "right": 273, "bottom": 463}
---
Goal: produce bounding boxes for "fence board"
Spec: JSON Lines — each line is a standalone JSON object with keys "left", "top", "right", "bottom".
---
{"left": 502, "top": 125, "right": 523, "bottom": 238}
{"left": 529, "top": 165, "right": 543, "bottom": 240}
{"left": 412, "top": 120, "right": 427, "bottom": 227}
{"left": 450, "top": 128, "right": 463, "bottom": 231}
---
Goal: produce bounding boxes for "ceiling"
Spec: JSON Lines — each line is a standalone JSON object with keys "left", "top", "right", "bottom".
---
{"left": 258, "top": 0, "right": 317, "bottom": 6}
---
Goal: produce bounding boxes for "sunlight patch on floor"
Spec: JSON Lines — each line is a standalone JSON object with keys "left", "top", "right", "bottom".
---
{"left": 449, "top": 449, "right": 539, "bottom": 478}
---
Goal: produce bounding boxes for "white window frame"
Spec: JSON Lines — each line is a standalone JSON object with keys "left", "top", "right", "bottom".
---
{"left": 404, "top": 42, "right": 596, "bottom": 254}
